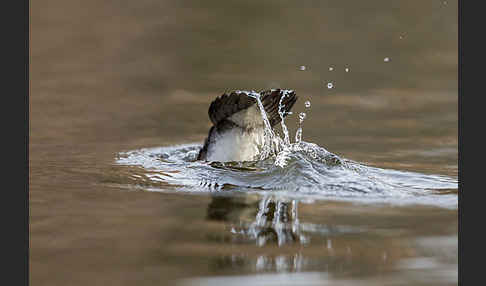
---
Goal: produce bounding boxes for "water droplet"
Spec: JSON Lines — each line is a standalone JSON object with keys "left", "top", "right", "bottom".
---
{"left": 327, "top": 82, "right": 334, "bottom": 89}
{"left": 305, "top": 101, "right": 311, "bottom": 108}
{"left": 345, "top": 67, "right": 350, "bottom": 72}
{"left": 384, "top": 57, "right": 390, "bottom": 62}
{"left": 299, "top": 112, "right": 306, "bottom": 121}
{"left": 299, "top": 65, "right": 306, "bottom": 71}
{"left": 328, "top": 66, "right": 334, "bottom": 71}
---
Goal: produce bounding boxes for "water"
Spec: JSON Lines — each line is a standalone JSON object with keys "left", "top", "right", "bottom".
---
{"left": 115, "top": 100, "right": 457, "bottom": 208}
{"left": 116, "top": 142, "right": 457, "bottom": 207}
{"left": 31, "top": 0, "right": 457, "bottom": 285}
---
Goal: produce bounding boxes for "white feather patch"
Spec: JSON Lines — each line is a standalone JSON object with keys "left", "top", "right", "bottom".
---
{"left": 206, "top": 127, "right": 265, "bottom": 162}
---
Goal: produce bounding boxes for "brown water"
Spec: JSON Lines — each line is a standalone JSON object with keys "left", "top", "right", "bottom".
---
{"left": 30, "top": 1, "right": 458, "bottom": 285}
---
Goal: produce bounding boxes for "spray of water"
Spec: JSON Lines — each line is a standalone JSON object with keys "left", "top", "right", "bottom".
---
{"left": 278, "top": 93, "right": 292, "bottom": 146}
{"left": 246, "top": 91, "right": 282, "bottom": 160}
{"left": 248, "top": 90, "right": 311, "bottom": 167}
{"left": 295, "top": 112, "right": 306, "bottom": 143}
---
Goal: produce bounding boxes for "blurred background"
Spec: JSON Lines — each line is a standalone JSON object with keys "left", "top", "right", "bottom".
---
{"left": 30, "top": 0, "right": 457, "bottom": 285}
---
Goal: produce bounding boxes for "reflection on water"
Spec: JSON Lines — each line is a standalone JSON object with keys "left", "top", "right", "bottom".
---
{"left": 205, "top": 194, "right": 362, "bottom": 273}
{"left": 186, "top": 194, "right": 457, "bottom": 285}
{"left": 206, "top": 195, "right": 344, "bottom": 273}
{"left": 208, "top": 195, "right": 307, "bottom": 247}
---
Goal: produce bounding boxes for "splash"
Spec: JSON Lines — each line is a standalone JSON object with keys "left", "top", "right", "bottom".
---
{"left": 246, "top": 91, "right": 281, "bottom": 160}
{"left": 248, "top": 89, "right": 310, "bottom": 166}
{"left": 278, "top": 92, "right": 292, "bottom": 146}
{"left": 114, "top": 93, "right": 458, "bottom": 209}
{"left": 295, "top": 112, "right": 306, "bottom": 144}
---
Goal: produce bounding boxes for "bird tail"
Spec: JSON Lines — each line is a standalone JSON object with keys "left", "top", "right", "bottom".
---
{"left": 207, "top": 89, "right": 298, "bottom": 128}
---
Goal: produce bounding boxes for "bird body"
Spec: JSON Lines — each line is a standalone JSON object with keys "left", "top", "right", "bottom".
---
{"left": 197, "top": 89, "right": 297, "bottom": 162}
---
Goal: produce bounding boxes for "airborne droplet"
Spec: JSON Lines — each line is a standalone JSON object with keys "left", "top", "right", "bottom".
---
{"left": 299, "top": 112, "right": 306, "bottom": 122}
{"left": 327, "top": 82, "right": 334, "bottom": 89}
{"left": 305, "top": 101, "right": 311, "bottom": 108}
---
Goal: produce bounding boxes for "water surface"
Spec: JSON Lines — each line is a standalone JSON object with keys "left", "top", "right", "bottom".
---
{"left": 30, "top": 1, "right": 457, "bottom": 285}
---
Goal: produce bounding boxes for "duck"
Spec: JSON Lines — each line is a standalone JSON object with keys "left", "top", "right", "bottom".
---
{"left": 197, "top": 89, "right": 297, "bottom": 162}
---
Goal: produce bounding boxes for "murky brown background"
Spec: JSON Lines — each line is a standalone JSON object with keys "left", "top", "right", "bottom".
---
{"left": 30, "top": 0, "right": 457, "bottom": 285}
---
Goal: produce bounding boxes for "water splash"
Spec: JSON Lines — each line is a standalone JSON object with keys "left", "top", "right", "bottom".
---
{"left": 249, "top": 89, "right": 305, "bottom": 162}
{"left": 115, "top": 142, "right": 457, "bottom": 208}
{"left": 115, "top": 92, "right": 458, "bottom": 208}
{"left": 247, "top": 91, "right": 279, "bottom": 160}
{"left": 295, "top": 113, "right": 306, "bottom": 144}
{"left": 278, "top": 92, "right": 292, "bottom": 146}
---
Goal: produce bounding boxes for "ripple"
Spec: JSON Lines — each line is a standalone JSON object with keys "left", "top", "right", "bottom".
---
{"left": 116, "top": 141, "right": 457, "bottom": 208}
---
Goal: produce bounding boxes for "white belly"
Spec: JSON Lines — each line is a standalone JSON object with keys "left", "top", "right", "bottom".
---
{"left": 206, "top": 128, "right": 265, "bottom": 162}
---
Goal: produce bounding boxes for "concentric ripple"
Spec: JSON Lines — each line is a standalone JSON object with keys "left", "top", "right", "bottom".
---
{"left": 115, "top": 141, "right": 458, "bottom": 208}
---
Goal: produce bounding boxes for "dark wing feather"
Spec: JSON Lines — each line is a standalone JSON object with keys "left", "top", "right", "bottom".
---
{"left": 208, "top": 92, "right": 256, "bottom": 126}
{"left": 260, "top": 89, "right": 297, "bottom": 127}
{"left": 207, "top": 89, "right": 297, "bottom": 127}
